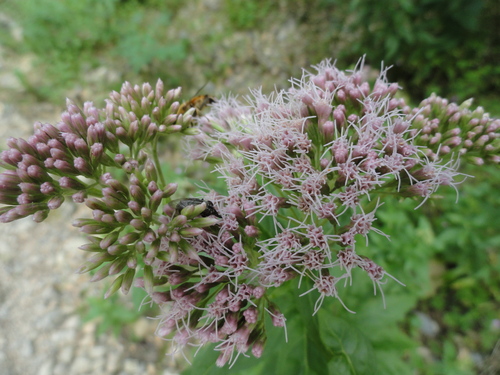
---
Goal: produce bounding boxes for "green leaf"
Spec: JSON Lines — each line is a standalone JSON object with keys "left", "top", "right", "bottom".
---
{"left": 317, "top": 295, "right": 415, "bottom": 374}
{"left": 296, "top": 291, "right": 334, "bottom": 374}
{"left": 322, "top": 317, "right": 374, "bottom": 375}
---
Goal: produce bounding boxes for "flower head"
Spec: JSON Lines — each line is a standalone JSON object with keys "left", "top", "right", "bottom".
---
{"left": 1, "top": 57, "right": 497, "bottom": 367}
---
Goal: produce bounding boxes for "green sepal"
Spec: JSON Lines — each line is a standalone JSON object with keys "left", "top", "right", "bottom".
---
{"left": 104, "top": 274, "right": 125, "bottom": 299}
{"left": 144, "top": 265, "right": 154, "bottom": 295}
{"left": 121, "top": 268, "right": 135, "bottom": 295}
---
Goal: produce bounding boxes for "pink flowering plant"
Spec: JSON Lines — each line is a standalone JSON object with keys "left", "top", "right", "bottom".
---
{"left": 1, "top": 59, "right": 499, "bottom": 371}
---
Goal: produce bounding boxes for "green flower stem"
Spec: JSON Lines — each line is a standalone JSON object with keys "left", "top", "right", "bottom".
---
{"left": 151, "top": 134, "right": 166, "bottom": 187}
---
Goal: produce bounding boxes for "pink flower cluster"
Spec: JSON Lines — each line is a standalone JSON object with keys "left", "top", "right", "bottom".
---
{"left": 1, "top": 58, "right": 498, "bottom": 367}
{"left": 176, "top": 59, "right": 474, "bottom": 363}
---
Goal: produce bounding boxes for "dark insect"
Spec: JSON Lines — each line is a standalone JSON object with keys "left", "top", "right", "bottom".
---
{"left": 173, "top": 198, "right": 221, "bottom": 218}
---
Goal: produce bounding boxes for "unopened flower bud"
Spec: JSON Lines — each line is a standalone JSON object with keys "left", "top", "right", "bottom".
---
{"left": 59, "top": 176, "right": 86, "bottom": 191}
{"left": 101, "top": 214, "right": 116, "bottom": 224}
{"left": 121, "top": 268, "right": 135, "bottom": 295}
{"left": 112, "top": 210, "right": 132, "bottom": 224}
{"left": 149, "top": 189, "right": 164, "bottom": 212}
{"left": 85, "top": 197, "right": 113, "bottom": 213}
{"left": 143, "top": 230, "right": 157, "bottom": 243}
{"left": 79, "top": 241, "right": 103, "bottom": 252}
{"left": 189, "top": 217, "right": 220, "bottom": 228}
{"left": 182, "top": 127, "right": 200, "bottom": 136}
{"left": 163, "top": 124, "right": 182, "bottom": 134}
{"left": 80, "top": 223, "right": 113, "bottom": 235}
{"left": 32, "top": 209, "right": 50, "bottom": 223}
{"left": 119, "top": 231, "right": 140, "bottom": 245}
{"left": 100, "top": 231, "right": 120, "bottom": 249}
{"left": 179, "top": 227, "right": 204, "bottom": 237}
{"left": 170, "top": 215, "right": 188, "bottom": 228}
{"left": 130, "top": 218, "right": 147, "bottom": 231}
{"left": 106, "top": 179, "right": 129, "bottom": 196}
{"left": 127, "top": 255, "right": 138, "bottom": 269}
{"left": 141, "top": 207, "right": 152, "bottom": 221}
{"left": 429, "top": 133, "right": 442, "bottom": 145}
{"left": 102, "top": 195, "right": 127, "bottom": 210}
{"left": 313, "top": 101, "right": 332, "bottom": 126}
{"left": 474, "top": 134, "right": 490, "bottom": 147}
{"left": 127, "top": 200, "right": 141, "bottom": 215}
{"left": 143, "top": 265, "right": 154, "bottom": 295}
{"left": 104, "top": 274, "right": 124, "bottom": 299}
{"left": 320, "top": 120, "right": 334, "bottom": 141}
{"left": 244, "top": 225, "right": 259, "bottom": 237}
{"left": 145, "top": 159, "right": 157, "bottom": 182}
{"left": 89, "top": 262, "right": 112, "bottom": 282}
{"left": 163, "top": 183, "right": 178, "bottom": 198}
{"left": 76, "top": 252, "right": 114, "bottom": 274}
{"left": 252, "top": 338, "right": 266, "bottom": 358}
{"left": 151, "top": 291, "right": 171, "bottom": 304}
{"left": 114, "top": 153, "right": 126, "bottom": 165}
{"left": 48, "top": 196, "right": 64, "bottom": 210}
{"left": 179, "top": 241, "right": 202, "bottom": 263}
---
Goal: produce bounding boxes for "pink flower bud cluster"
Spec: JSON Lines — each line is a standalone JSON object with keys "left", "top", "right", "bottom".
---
{"left": 0, "top": 80, "right": 185, "bottom": 223}
{"left": 0, "top": 80, "right": 233, "bottom": 309}
{"left": 406, "top": 94, "right": 500, "bottom": 165}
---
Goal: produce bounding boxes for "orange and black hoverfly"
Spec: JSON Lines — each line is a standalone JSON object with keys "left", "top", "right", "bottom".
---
{"left": 177, "top": 94, "right": 216, "bottom": 117}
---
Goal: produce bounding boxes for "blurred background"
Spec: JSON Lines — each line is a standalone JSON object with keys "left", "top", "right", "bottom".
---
{"left": 0, "top": 0, "right": 498, "bottom": 374}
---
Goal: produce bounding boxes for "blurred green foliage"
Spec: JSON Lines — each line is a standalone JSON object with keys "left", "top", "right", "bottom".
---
{"left": 339, "top": 0, "right": 500, "bottom": 113}
{"left": 352, "top": 164, "right": 500, "bottom": 374}
{"left": 82, "top": 285, "right": 154, "bottom": 337}
{"left": 224, "top": 0, "right": 276, "bottom": 30}
{"left": 2, "top": 0, "right": 188, "bottom": 100}
{"left": 4, "top": 0, "right": 498, "bottom": 114}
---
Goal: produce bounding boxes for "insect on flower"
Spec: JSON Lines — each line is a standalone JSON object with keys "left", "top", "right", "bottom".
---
{"left": 171, "top": 198, "right": 221, "bottom": 218}
{"left": 177, "top": 94, "right": 216, "bottom": 116}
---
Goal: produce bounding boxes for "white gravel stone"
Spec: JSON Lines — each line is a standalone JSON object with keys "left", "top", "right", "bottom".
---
{"left": 90, "top": 345, "right": 107, "bottom": 359}
{"left": 58, "top": 346, "right": 74, "bottom": 364}
{"left": 122, "top": 358, "right": 146, "bottom": 374}
{"left": 36, "top": 360, "right": 53, "bottom": 375}
{"left": 70, "top": 356, "right": 93, "bottom": 374}
{"left": 105, "top": 352, "right": 122, "bottom": 373}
